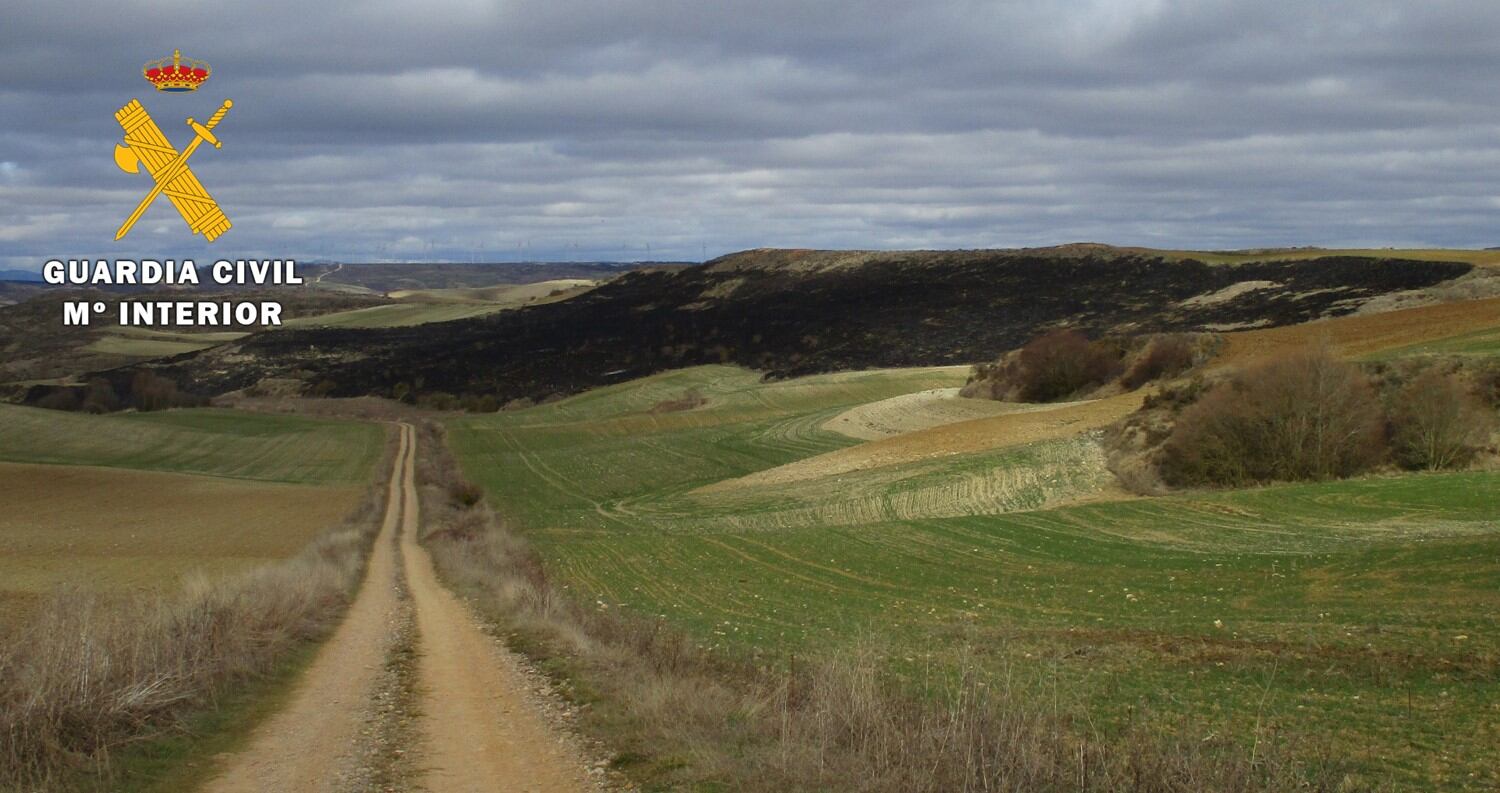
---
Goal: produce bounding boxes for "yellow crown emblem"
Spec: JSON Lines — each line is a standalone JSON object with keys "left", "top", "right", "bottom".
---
{"left": 142, "top": 49, "right": 210, "bottom": 92}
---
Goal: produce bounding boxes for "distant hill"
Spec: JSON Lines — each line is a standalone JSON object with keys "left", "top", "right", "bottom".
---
{"left": 307, "top": 261, "right": 690, "bottom": 293}
{"left": 0, "top": 261, "right": 688, "bottom": 294}
{"left": 113, "top": 246, "right": 1471, "bottom": 406}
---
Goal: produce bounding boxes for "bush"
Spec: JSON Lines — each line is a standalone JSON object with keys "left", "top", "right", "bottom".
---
{"left": 1121, "top": 334, "right": 1198, "bottom": 389}
{"left": 1017, "top": 330, "right": 1123, "bottom": 401}
{"left": 965, "top": 329, "right": 1123, "bottom": 402}
{"left": 80, "top": 378, "right": 120, "bottom": 413}
{"left": 1472, "top": 361, "right": 1500, "bottom": 409}
{"left": 1162, "top": 348, "right": 1385, "bottom": 486}
{"left": 460, "top": 394, "right": 500, "bottom": 413}
{"left": 1388, "top": 368, "right": 1494, "bottom": 470}
{"left": 416, "top": 391, "right": 460, "bottom": 411}
{"left": 34, "top": 388, "right": 80, "bottom": 412}
{"left": 131, "top": 370, "right": 201, "bottom": 411}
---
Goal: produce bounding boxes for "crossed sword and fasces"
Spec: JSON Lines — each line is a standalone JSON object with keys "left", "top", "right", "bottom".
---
{"left": 113, "top": 98, "right": 233, "bottom": 241}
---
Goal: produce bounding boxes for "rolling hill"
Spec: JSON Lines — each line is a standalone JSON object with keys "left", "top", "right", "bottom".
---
{"left": 122, "top": 247, "right": 1475, "bottom": 405}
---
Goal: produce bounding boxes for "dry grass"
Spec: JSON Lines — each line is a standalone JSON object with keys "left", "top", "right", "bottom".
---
{"left": 211, "top": 393, "right": 429, "bottom": 422}
{"left": 0, "top": 431, "right": 396, "bottom": 792}
{"left": 416, "top": 421, "right": 1344, "bottom": 793}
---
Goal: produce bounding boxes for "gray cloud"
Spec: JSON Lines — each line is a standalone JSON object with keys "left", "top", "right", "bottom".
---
{"left": 2, "top": 0, "right": 1499, "bottom": 269}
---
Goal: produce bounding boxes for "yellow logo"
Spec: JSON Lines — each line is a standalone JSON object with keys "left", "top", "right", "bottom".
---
{"left": 113, "top": 98, "right": 233, "bottom": 241}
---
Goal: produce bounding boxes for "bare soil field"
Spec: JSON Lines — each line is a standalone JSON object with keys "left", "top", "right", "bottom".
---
{"left": 1219, "top": 295, "right": 1500, "bottom": 364}
{"left": 0, "top": 462, "right": 360, "bottom": 624}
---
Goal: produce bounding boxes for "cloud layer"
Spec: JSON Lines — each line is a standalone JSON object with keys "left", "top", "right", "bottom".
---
{"left": 3, "top": 0, "right": 1498, "bottom": 268}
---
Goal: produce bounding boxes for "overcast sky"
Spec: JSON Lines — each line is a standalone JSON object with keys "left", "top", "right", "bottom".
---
{"left": 2, "top": 0, "right": 1498, "bottom": 269}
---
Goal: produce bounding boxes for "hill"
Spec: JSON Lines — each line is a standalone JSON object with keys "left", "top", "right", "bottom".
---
{"left": 132, "top": 247, "right": 1472, "bottom": 404}
{"left": 0, "top": 288, "right": 387, "bottom": 386}
{"left": 303, "top": 261, "right": 683, "bottom": 293}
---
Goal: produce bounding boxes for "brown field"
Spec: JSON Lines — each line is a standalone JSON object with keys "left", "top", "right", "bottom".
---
{"left": 1219, "top": 295, "right": 1500, "bottom": 364}
{"left": 0, "top": 462, "right": 361, "bottom": 624}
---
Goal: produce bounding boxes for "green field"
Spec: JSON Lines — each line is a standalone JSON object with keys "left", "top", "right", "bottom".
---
{"left": 447, "top": 365, "right": 1500, "bottom": 791}
{"left": 1371, "top": 325, "right": 1500, "bottom": 359}
{"left": 0, "top": 404, "right": 384, "bottom": 483}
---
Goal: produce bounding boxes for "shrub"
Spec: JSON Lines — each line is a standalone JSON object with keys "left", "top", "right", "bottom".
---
{"left": 502, "top": 396, "right": 535, "bottom": 411}
{"left": 460, "top": 394, "right": 500, "bottom": 413}
{"left": 416, "top": 391, "right": 460, "bottom": 411}
{"left": 1162, "top": 348, "right": 1385, "bottom": 486}
{"left": 34, "top": 388, "right": 80, "bottom": 412}
{"left": 1121, "top": 333, "right": 1199, "bottom": 389}
{"left": 1471, "top": 361, "right": 1500, "bottom": 409}
{"left": 1017, "top": 329, "right": 1123, "bottom": 401}
{"left": 1388, "top": 368, "right": 1494, "bottom": 470}
{"left": 131, "top": 370, "right": 200, "bottom": 411}
{"left": 80, "top": 378, "right": 120, "bottom": 414}
{"left": 965, "top": 329, "right": 1123, "bottom": 402}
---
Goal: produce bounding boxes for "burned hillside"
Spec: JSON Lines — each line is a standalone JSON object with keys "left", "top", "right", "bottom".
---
{"left": 97, "top": 249, "right": 1469, "bottom": 405}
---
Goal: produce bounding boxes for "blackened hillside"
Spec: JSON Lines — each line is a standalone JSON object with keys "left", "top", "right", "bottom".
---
{"left": 132, "top": 248, "right": 1469, "bottom": 404}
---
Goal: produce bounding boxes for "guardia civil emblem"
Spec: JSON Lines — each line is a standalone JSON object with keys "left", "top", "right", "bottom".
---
{"left": 112, "top": 50, "right": 233, "bottom": 241}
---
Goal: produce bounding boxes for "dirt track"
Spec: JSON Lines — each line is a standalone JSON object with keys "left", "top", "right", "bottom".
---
{"left": 203, "top": 424, "right": 592, "bottom": 792}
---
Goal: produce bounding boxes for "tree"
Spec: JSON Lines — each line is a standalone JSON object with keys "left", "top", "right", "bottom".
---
{"left": 1388, "top": 369, "right": 1494, "bottom": 470}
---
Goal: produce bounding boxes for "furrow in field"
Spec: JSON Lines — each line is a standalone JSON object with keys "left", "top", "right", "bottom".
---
{"left": 699, "top": 392, "right": 1143, "bottom": 494}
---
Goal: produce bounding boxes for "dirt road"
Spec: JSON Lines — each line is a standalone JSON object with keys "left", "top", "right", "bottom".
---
{"left": 203, "top": 424, "right": 593, "bottom": 792}
{"left": 397, "top": 426, "right": 596, "bottom": 792}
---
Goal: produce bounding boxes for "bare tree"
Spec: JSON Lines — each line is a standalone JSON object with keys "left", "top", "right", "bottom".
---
{"left": 1388, "top": 368, "right": 1495, "bottom": 470}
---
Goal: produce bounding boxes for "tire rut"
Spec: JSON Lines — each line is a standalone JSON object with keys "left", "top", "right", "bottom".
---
{"left": 201, "top": 424, "right": 594, "bottom": 792}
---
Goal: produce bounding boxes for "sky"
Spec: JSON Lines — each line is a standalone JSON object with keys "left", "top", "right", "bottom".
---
{"left": 2, "top": 0, "right": 1499, "bottom": 269}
